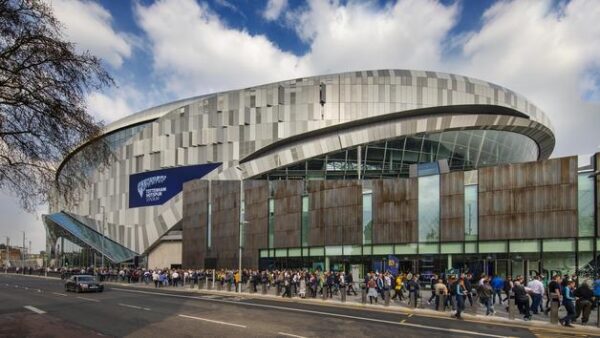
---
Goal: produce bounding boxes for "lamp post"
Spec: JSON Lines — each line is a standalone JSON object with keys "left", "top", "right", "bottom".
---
{"left": 3, "top": 236, "right": 8, "bottom": 273}
{"left": 21, "top": 231, "right": 25, "bottom": 270}
{"left": 100, "top": 206, "right": 106, "bottom": 269}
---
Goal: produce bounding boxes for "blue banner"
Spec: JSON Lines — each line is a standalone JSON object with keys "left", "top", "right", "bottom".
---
{"left": 387, "top": 255, "right": 399, "bottom": 275}
{"left": 128, "top": 163, "right": 221, "bottom": 208}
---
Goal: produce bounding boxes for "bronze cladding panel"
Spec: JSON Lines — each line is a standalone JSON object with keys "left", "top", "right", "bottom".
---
{"left": 479, "top": 157, "right": 577, "bottom": 240}
{"left": 372, "top": 178, "right": 418, "bottom": 244}
{"left": 273, "top": 180, "right": 303, "bottom": 249}
{"left": 210, "top": 180, "right": 240, "bottom": 268}
{"left": 308, "top": 180, "right": 362, "bottom": 246}
{"left": 440, "top": 172, "right": 465, "bottom": 242}
{"left": 242, "top": 180, "right": 269, "bottom": 269}
{"left": 182, "top": 179, "right": 208, "bottom": 269}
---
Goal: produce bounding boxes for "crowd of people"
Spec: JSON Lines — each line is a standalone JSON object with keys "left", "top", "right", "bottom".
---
{"left": 29, "top": 266, "right": 600, "bottom": 327}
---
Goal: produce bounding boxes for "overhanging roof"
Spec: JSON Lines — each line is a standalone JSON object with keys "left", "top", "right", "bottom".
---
{"left": 43, "top": 212, "right": 137, "bottom": 263}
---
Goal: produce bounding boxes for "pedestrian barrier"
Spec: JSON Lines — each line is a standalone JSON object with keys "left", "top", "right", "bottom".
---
{"left": 550, "top": 294, "right": 559, "bottom": 324}
{"left": 384, "top": 290, "right": 390, "bottom": 307}
{"left": 508, "top": 291, "right": 516, "bottom": 320}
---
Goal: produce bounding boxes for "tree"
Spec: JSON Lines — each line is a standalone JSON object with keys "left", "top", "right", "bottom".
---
{"left": 0, "top": 0, "right": 113, "bottom": 211}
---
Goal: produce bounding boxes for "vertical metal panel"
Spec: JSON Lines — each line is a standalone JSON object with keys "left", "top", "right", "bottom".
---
{"left": 440, "top": 172, "right": 464, "bottom": 241}
{"left": 273, "top": 180, "right": 303, "bottom": 248}
{"left": 479, "top": 157, "right": 577, "bottom": 240}
{"left": 182, "top": 179, "right": 208, "bottom": 268}
{"left": 308, "top": 180, "right": 362, "bottom": 246}
{"left": 372, "top": 178, "right": 418, "bottom": 244}
{"left": 210, "top": 180, "right": 240, "bottom": 268}
{"left": 242, "top": 180, "right": 268, "bottom": 269}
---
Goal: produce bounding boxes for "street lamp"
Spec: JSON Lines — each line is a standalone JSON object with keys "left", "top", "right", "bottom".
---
{"left": 100, "top": 206, "right": 106, "bottom": 269}
{"left": 2, "top": 236, "right": 9, "bottom": 273}
{"left": 238, "top": 220, "right": 249, "bottom": 293}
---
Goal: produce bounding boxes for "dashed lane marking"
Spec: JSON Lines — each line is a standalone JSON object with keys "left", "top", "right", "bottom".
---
{"left": 118, "top": 303, "right": 150, "bottom": 311}
{"left": 52, "top": 292, "right": 68, "bottom": 297}
{"left": 178, "top": 314, "right": 246, "bottom": 328}
{"left": 277, "top": 332, "right": 306, "bottom": 338}
{"left": 24, "top": 305, "right": 46, "bottom": 314}
{"left": 77, "top": 296, "right": 100, "bottom": 302}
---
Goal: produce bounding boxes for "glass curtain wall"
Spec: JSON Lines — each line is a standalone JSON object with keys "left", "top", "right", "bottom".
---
{"left": 418, "top": 175, "right": 440, "bottom": 242}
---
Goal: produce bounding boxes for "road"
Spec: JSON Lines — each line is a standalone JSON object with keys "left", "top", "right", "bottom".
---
{"left": 0, "top": 274, "right": 591, "bottom": 338}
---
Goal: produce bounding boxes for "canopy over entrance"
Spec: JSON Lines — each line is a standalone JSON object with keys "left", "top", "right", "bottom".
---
{"left": 43, "top": 212, "right": 137, "bottom": 264}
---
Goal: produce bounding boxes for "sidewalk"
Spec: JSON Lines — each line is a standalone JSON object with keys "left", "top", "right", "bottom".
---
{"left": 105, "top": 279, "right": 600, "bottom": 336}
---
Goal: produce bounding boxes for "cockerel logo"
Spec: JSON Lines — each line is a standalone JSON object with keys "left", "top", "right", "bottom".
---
{"left": 137, "top": 175, "right": 167, "bottom": 198}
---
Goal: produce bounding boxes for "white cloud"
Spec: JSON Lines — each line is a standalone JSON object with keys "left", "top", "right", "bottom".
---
{"left": 51, "top": 0, "right": 132, "bottom": 68}
{"left": 453, "top": 0, "right": 600, "bottom": 156}
{"left": 134, "top": 0, "right": 457, "bottom": 96}
{"left": 290, "top": 0, "right": 458, "bottom": 74}
{"left": 263, "top": 0, "right": 288, "bottom": 21}
{"left": 134, "top": 0, "right": 306, "bottom": 96}
{"left": 87, "top": 91, "right": 134, "bottom": 124}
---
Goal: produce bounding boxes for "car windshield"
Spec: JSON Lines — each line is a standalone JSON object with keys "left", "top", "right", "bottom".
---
{"left": 78, "top": 277, "right": 95, "bottom": 282}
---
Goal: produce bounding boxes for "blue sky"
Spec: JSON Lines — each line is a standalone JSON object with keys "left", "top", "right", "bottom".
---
{"left": 2, "top": 0, "right": 600, "bottom": 252}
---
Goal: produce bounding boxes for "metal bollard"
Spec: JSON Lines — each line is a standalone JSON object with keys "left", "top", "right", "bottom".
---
{"left": 341, "top": 286, "right": 347, "bottom": 303}
{"left": 410, "top": 292, "right": 417, "bottom": 308}
{"left": 276, "top": 284, "right": 281, "bottom": 296}
{"left": 205, "top": 277, "right": 209, "bottom": 289}
{"left": 437, "top": 294, "right": 446, "bottom": 311}
{"left": 550, "top": 295, "right": 559, "bottom": 324}
{"left": 361, "top": 286, "right": 367, "bottom": 304}
{"left": 508, "top": 292, "right": 516, "bottom": 320}
{"left": 262, "top": 283, "right": 267, "bottom": 295}
{"left": 322, "top": 286, "right": 327, "bottom": 300}
{"left": 218, "top": 282, "right": 223, "bottom": 291}
{"left": 384, "top": 290, "right": 390, "bottom": 307}
{"left": 227, "top": 282, "right": 231, "bottom": 292}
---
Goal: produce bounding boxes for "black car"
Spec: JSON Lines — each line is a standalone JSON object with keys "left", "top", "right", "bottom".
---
{"left": 64, "top": 275, "right": 104, "bottom": 293}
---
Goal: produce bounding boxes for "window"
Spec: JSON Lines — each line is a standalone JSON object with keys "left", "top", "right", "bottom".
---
{"left": 301, "top": 195, "right": 309, "bottom": 247}
{"left": 207, "top": 202, "right": 212, "bottom": 249}
{"left": 268, "top": 198, "right": 275, "bottom": 248}
{"left": 362, "top": 192, "right": 372, "bottom": 244}
{"left": 578, "top": 173, "right": 594, "bottom": 237}
{"left": 464, "top": 184, "right": 478, "bottom": 240}
{"left": 418, "top": 175, "right": 439, "bottom": 242}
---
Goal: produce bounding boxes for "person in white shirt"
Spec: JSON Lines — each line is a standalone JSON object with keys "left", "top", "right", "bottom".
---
{"left": 527, "top": 275, "right": 545, "bottom": 314}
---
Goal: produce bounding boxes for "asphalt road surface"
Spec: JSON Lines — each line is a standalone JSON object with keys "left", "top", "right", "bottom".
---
{"left": 0, "top": 274, "right": 593, "bottom": 338}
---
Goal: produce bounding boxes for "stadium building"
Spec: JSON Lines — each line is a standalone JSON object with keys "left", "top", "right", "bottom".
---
{"left": 43, "top": 69, "right": 599, "bottom": 279}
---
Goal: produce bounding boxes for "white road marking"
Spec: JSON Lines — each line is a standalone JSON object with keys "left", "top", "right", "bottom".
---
{"left": 178, "top": 314, "right": 247, "bottom": 328}
{"left": 277, "top": 332, "right": 306, "bottom": 338}
{"left": 77, "top": 296, "right": 100, "bottom": 302}
{"left": 112, "top": 288, "right": 510, "bottom": 338}
{"left": 24, "top": 287, "right": 28, "bottom": 290}
{"left": 52, "top": 292, "right": 68, "bottom": 297}
{"left": 24, "top": 305, "right": 46, "bottom": 314}
{"left": 118, "top": 303, "right": 150, "bottom": 311}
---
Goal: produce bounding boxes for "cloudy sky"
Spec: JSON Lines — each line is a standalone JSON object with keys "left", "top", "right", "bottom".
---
{"left": 2, "top": 0, "right": 599, "bottom": 252}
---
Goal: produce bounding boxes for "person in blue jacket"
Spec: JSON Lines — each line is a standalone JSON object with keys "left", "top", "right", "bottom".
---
{"left": 490, "top": 275, "right": 504, "bottom": 305}
{"left": 560, "top": 279, "right": 576, "bottom": 327}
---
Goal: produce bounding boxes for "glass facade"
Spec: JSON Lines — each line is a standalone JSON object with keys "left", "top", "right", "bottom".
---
{"left": 578, "top": 173, "right": 595, "bottom": 237}
{"left": 362, "top": 192, "right": 372, "bottom": 245}
{"left": 301, "top": 195, "right": 309, "bottom": 247}
{"left": 464, "top": 185, "right": 478, "bottom": 241}
{"left": 418, "top": 175, "right": 440, "bottom": 242}
{"left": 268, "top": 198, "right": 275, "bottom": 248}
{"left": 207, "top": 202, "right": 212, "bottom": 249}
{"left": 255, "top": 130, "right": 538, "bottom": 180}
